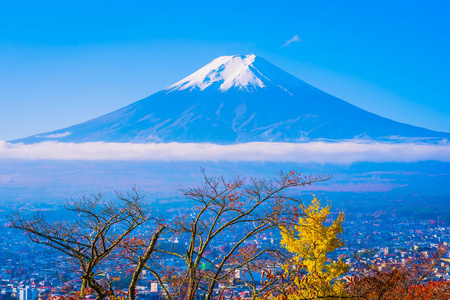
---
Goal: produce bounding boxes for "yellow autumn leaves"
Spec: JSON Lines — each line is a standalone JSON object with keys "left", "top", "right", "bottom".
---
{"left": 279, "top": 197, "right": 349, "bottom": 299}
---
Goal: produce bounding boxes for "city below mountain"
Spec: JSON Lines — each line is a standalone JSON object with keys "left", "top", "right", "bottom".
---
{"left": 13, "top": 54, "right": 450, "bottom": 144}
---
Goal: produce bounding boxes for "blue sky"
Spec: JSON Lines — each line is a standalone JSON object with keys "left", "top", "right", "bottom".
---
{"left": 1, "top": 0, "right": 449, "bottom": 140}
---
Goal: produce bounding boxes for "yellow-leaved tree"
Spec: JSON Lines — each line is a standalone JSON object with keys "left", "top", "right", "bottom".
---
{"left": 279, "top": 197, "right": 349, "bottom": 299}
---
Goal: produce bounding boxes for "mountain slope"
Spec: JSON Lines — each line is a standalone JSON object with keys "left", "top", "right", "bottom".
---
{"left": 14, "top": 54, "right": 450, "bottom": 144}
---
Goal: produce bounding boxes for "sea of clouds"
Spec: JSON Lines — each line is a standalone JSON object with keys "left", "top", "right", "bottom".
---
{"left": 1, "top": 140, "right": 449, "bottom": 164}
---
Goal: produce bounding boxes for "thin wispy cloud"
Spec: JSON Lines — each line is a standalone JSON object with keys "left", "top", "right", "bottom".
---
{"left": 282, "top": 35, "right": 303, "bottom": 47}
{"left": 1, "top": 141, "right": 449, "bottom": 164}
{"left": 38, "top": 131, "right": 71, "bottom": 138}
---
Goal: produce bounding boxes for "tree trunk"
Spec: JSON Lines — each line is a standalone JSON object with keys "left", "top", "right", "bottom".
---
{"left": 186, "top": 268, "right": 197, "bottom": 300}
{"left": 129, "top": 226, "right": 165, "bottom": 300}
{"left": 79, "top": 278, "right": 87, "bottom": 299}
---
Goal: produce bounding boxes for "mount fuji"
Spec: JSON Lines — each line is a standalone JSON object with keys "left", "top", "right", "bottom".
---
{"left": 14, "top": 54, "right": 450, "bottom": 144}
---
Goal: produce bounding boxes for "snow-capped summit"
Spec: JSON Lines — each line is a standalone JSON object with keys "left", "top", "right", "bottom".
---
{"left": 166, "top": 54, "right": 266, "bottom": 92}
{"left": 13, "top": 54, "right": 450, "bottom": 144}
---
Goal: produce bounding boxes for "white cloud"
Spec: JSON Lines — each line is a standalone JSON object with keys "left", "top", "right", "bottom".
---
{"left": 282, "top": 35, "right": 303, "bottom": 47}
{"left": 38, "top": 131, "right": 71, "bottom": 138}
{"left": 0, "top": 141, "right": 449, "bottom": 164}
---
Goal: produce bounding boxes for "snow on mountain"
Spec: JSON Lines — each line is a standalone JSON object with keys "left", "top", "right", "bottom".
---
{"left": 166, "top": 54, "right": 266, "bottom": 92}
{"left": 13, "top": 54, "right": 450, "bottom": 144}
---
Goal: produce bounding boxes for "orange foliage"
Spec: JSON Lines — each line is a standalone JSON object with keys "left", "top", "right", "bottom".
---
{"left": 347, "top": 245, "right": 450, "bottom": 300}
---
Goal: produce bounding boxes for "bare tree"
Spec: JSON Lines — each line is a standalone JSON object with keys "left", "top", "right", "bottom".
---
{"left": 142, "top": 170, "right": 328, "bottom": 300}
{"left": 7, "top": 188, "right": 163, "bottom": 300}
{"left": 119, "top": 225, "right": 166, "bottom": 300}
